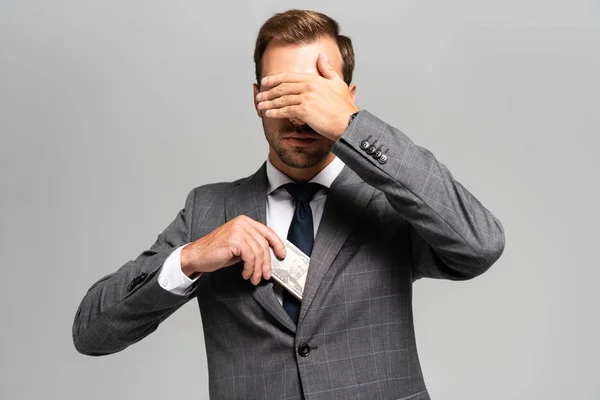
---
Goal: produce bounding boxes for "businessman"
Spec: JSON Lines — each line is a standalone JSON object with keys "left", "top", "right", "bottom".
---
{"left": 73, "top": 9, "right": 505, "bottom": 400}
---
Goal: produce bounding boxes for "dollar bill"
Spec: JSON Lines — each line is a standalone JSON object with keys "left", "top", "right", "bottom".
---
{"left": 270, "top": 239, "right": 310, "bottom": 300}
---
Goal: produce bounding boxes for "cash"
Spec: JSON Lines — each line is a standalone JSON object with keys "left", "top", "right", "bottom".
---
{"left": 270, "top": 240, "right": 310, "bottom": 300}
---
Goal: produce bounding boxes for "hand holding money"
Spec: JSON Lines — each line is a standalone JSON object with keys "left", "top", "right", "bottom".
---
{"left": 180, "top": 215, "right": 287, "bottom": 285}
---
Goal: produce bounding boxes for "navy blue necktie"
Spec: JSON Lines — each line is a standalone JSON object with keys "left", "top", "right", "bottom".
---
{"left": 282, "top": 182, "right": 322, "bottom": 324}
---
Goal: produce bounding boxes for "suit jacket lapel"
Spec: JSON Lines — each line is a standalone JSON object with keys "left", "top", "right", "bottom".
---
{"left": 224, "top": 162, "right": 297, "bottom": 333}
{"left": 298, "top": 166, "right": 375, "bottom": 326}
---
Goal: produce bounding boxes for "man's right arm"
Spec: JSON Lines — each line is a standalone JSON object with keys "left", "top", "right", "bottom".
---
{"left": 72, "top": 189, "right": 199, "bottom": 356}
{"left": 72, "top": 188, "right": 287, "bottom": 356}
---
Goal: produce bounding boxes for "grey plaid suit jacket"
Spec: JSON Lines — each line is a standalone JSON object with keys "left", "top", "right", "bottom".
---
{"left": 73, "top": 110, "right": 505, "bottom": 400}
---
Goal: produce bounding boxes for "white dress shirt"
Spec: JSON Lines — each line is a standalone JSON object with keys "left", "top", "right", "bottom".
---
{"left": 158, "top": 156, "right": 345, "bottom": 300}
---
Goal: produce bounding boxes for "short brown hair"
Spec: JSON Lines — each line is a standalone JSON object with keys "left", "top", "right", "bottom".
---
{"left": 254, "top": 9, "right": 355, "bottom": 86}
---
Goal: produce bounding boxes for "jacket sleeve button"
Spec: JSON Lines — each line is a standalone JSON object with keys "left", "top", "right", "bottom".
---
{"left": 377, "top": 154, "right": 388, "bottom": 164}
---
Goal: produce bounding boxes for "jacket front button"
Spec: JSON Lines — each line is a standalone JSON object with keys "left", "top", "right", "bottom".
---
{"left": 298, "top": 343, "right": 311, "bottom": 357}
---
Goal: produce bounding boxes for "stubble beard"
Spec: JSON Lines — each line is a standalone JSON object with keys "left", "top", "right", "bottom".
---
{"left": 264, "top": 126, "right": 334, "bottom": 169}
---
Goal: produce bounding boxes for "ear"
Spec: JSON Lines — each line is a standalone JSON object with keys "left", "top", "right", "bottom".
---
{"left": 349, "top": 83, "right": 357, "bottom": 103}
{"left": 253, "top": 83, "right": 263, "bottom": 119}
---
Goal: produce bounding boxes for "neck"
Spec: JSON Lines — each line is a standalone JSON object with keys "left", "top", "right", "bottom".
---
{"left": 269, "top": 149, "right": 336, "bottom": 182}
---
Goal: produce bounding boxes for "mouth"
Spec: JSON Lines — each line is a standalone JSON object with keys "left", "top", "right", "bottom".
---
{"left": 283, "top": 136, "right": 319, "bottom": 147}
{"left": 285, "top": 133, "right": 320, "bottom": 139}
{"left": 284, "top": 127, "right": 320, "bottom": 138}
{"left": 281, "top": 125, "right": 320, "bottom": 146}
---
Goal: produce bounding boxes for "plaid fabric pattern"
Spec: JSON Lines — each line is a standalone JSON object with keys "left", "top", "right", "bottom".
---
{"left": 73, "top": 110, "right": 505, "bottom": 400}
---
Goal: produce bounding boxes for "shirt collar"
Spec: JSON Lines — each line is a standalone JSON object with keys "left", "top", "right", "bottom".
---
{"left": 266, "top": 155, "right": 345, "bottom": 195}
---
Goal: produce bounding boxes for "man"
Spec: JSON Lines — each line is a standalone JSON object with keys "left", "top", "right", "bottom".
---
{"left": 73, "top": 9, "right": 505, "bottom": 400}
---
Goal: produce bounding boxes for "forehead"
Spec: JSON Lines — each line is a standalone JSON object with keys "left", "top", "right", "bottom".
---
{"left": 261, "top": 36, "right": 343, "bottom": 79}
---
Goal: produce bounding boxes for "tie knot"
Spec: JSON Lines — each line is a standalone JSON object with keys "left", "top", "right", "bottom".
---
{"left": 283, "top": 182, "right": 322, "bottom": 203}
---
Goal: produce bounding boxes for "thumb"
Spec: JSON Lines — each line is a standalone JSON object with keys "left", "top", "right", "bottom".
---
{"left": 317, "top": 52, "right": 341, "bottom": 81}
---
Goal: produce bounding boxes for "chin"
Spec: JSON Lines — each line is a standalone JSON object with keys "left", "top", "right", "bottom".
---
{"left": 277, "top": 149, "right": 329, "bottom": 169}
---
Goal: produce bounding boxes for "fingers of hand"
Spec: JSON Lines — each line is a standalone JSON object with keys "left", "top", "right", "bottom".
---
{"left": 258, "top": 84, "right": 314, "bottom": 119}
{"left": 237, "top": 228, "right": 262, "bottom": 284}
{"left": 257, "top": 94, "right": 302, "bottom": 112}
{"left": 246, "top": 218, "right": 287, "bottom": 260}
{"left": 243, "top": 232, "right": 265, "bottom": 286}
{"left": 257, "top": 81, "right": 322, "bottom": 119}
{"left": 232, "top": 233, "right": 252, "bottom": 280}
{"left": 261, "top": 73, "right": 313, "bottom": 90}
{"left": 228, "top": 218, "right": 256, "bottom": 280}
{"left": 317, "top": 52, "right": 341, "bottom": 81}
{"left": 257, "top": 82, "right": 305, "bottom": 102}
{"left": 232, "top": 216, "right": 284, "bottom": 285}
{"left": 243, "top": 226, "right": 273, "bottom": 283}
{"left": 264, "top": 105, "right": 300, "bottom": 119}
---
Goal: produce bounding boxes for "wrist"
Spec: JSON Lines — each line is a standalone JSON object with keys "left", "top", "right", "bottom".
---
{"left": 347, "top": 109, "right": 360, "bottom": 126}
{"left": 330, "top": 108, "right": 360, "bottom": 142}
{"left": 180, "top": 246, "right": 201, "bottom": 279}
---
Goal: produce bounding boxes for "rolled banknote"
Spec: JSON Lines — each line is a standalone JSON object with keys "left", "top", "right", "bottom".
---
{"left": 270, "top": 239, "right": 310, "bottom": 300}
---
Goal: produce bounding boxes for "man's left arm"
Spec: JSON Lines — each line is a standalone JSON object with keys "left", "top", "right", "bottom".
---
{"left": 256, "top": 52, "right": 505, "bottom": 280}
{"left": 333, "top": 110, "right": 505, "bottom": 281}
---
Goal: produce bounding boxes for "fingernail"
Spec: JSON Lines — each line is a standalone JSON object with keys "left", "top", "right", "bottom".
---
{"left": 261, "top": 77, "right": 267, "bottom": 87}
{"left": 266, "top": 270, "right": 272, "bottom": 279}
{"left": 256, "top": 93, "right": 262, "bottom": 101}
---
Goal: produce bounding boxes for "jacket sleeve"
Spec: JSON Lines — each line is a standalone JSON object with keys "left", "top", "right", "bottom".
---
{"left": 331, "top": 110, "right": 505, "bottom": 281}
{"left": 72, "top": 188, "right": 198, "bottom": 356}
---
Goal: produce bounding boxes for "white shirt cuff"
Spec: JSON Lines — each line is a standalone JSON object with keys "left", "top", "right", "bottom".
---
{"left": 158, "top": 244, "right": 199, "bottom": 296}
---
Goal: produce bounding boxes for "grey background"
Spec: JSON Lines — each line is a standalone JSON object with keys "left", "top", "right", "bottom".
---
{"left": 1, "top": 0, "right": 598, "bottom": 399}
